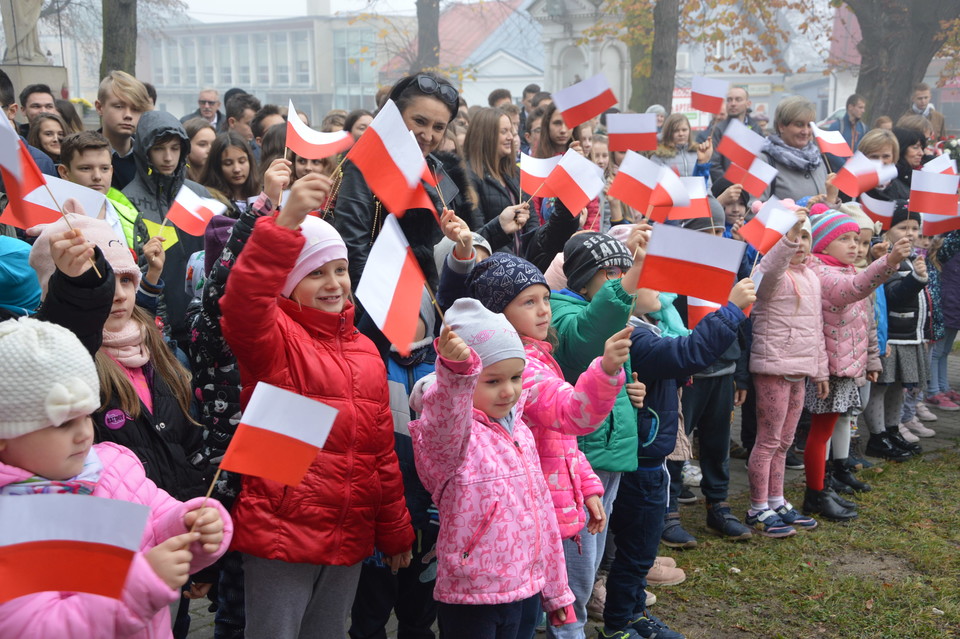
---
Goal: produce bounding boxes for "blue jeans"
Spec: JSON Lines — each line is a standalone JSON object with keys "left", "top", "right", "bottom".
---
{"left": 603, "top": 464, "right": 668, "bottom": 630}
{"left": 437, "top": 600, "right": 523, "bottom": 639}
{"left": 927, "top": 328, "right": 958, "bottom": 396}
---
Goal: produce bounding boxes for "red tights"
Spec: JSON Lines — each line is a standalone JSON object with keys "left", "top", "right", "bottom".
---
{"left": 803, "top": 412, "right": 839, "bottom": 491}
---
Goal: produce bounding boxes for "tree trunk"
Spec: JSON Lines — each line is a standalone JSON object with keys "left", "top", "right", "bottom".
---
{"left": 847, "top": 0, "right": 960, "bottom": 125}
{"left": 100, "top": 0, "right": 137, "bottom": 78}
{"left": 629, "top": 0, "right": 679, "bottom": 112}
{"left": 413, "top": 0, "right": 441, "bottom": 73}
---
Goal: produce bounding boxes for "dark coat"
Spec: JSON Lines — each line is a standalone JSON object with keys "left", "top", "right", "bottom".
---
{"left": 938, "top": 230, "right": 960, "bottom": 330}
{"left": 469, "top": 168, "right": 540, "bottom": 254}
{"left": 883, "top": 258, "right": 928, "bottom": 344}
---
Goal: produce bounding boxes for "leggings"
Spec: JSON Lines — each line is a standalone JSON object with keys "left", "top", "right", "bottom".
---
{"left": 749, "top": 375, "right": 805, "bottom": 505}
{"left": 803, "top": 412, "right": 839, "bottom": 491}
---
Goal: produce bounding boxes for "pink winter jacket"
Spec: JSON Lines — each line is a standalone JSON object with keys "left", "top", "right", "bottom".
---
{"left": 750, "top": 236, "right": 829, "bottom": 381}
{"left": 522, "top": 339, "right": 623, "bottom": 539}
{"left": 0, "top": 443, "right": 233, "bottom": 639}
{"left": 409, "top": 350, "right": 575, "bottom": 613}
{"left": 809, "top": 254, "right": 897, "bottom": 378}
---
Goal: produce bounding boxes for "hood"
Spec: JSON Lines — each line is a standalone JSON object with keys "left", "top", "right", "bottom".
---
{"left": 132, "top": 110, "right": 191, "bottom": 199}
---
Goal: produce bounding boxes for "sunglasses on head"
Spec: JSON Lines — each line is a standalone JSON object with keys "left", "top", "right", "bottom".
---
{"left": 407, "top": 75, "right": 459, "bottom": 107}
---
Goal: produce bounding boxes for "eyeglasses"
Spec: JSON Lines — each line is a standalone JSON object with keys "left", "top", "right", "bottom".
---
{"left": 602, "top": 267, "right": 626, "bottom": 280}
{"left": 411, "top": 75, "right": 459, "bottom": 107}
{"left": 198, "top": 100, "right": 218, "bottom": 106}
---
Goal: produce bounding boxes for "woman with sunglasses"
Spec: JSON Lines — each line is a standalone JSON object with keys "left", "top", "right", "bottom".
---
{"left": 334, "top": 72, "right": 482, "bottom": 291}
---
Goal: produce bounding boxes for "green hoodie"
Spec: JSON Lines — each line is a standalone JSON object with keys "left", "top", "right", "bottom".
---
{"left": 550, "top": 279, "right": 638, "bottom": 472}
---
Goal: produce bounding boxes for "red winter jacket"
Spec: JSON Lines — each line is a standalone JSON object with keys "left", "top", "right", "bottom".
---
{"left": 221, "top": 215, "right": 413, "bottom": 565}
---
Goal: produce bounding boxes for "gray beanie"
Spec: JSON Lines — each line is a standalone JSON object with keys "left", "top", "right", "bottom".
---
{"left": 0, "top": 317, "right": 100, "bottom": 439}
{"left": 445, "top": 298, "right": 525, "bottom": 368}
{"left": 682, "top": 196, "right": 725, "bottom": 233}
{"left": 433, "top": 233, "right": 493, "bottom": 276}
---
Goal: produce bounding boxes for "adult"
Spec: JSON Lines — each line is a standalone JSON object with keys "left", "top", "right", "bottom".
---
{"left": 250, "top": 104, "right": 285, "bottom": 147}
{"left": 519, "top": 82, "right": 540, "bottom": 138}
{"left": 343, "top": 109, "right": 373, "bottom": 141}
{"left": 651, "top": 113, "right": 713, "bottom": 184}
{"left": 865, "top": 127, "right": 923, "bottom": 202}
{"left": 17, "top": 83, "right": 56, "bottom": 137}
{"left": 710, "top": 86, "right": 766, "bottom": 182}
{"left": 531, "top": 91, "right": 553, "bottom": 110}
{"left": 0, "top": 70, "right": 55, "bottom": 177}
{"left": 487, "top": 87, "right": 512, "bottom": 108}
{"left": 26, "top": 112, "right": 66, "bottom": 164}
{"left": 760, "top": 96, "right": 837, "bottom": 204}
{"left": 95, "top": 70, "right": 152, "bottom": 190}
{"left": 222, "top": 92, "right": 262, "bottom": 161}
{"left": 55, "top": 98, "right": 84, "bottom": 134}
{"left": 521, "top": 106, "right": 545, "bottom": 157}
{"left": 645, "top": 104, "right": 667, "bottom": 132}
{"left": 825, "top": 94, "right": 866, "bottom": 171}
{"left": 696, "top": 101, "right": 726, "bottom": 144}
{"left": 183, "top": 116, "right": 217, "bottom": 183}
{"left": 902, "top": 82, "right": 946, "bottom": 141}
{"left": 180, "top": 88, "right": 224, "bottom": 128}
{"left": 334, "top": 72, "right": 481, "bottom": 290}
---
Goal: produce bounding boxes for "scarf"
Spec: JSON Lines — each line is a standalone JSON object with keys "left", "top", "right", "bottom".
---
{"left": 911, "top": 103, "right": 934, "bottom": 118}
{"left": 813, "top": 253, "right": 848, "bottom": 268}
{"left": 390, "top": 337, "right": 437, "bottom": 367}
{"left": 764, "top": 135, "right": 822, "bottom": 172}
{"left": 102, "top": 319, "right": 150, "bottom": 369}
{"left": 0, "top": 448, "right": 103, "bottom": 495}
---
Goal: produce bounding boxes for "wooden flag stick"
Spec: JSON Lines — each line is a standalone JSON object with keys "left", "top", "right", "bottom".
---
{"left": 44, "top": 182, "right": 102, "bottom": 277}
{"left": 432, "top": 167, "right": 466, "bottom": 248}
{"left": 425, "top": 282, "right": 446, "bottom": 327}
{"left": 188, "top": 466, "right": 223, "bottom": 534}
{"left": 524, "top": 181, "right": 545, "bottom": 207}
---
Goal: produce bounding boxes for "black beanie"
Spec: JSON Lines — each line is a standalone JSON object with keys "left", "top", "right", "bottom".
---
{"left": 562, "top": 232, "right": 633, "bottom": 293}
{"left": 890, "top": 200, "right": 921, "bottom": 230}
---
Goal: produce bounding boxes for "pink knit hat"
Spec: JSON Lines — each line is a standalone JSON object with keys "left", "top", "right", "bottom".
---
{"left": 282, "top": 216, "right": 349, "bottom": 297}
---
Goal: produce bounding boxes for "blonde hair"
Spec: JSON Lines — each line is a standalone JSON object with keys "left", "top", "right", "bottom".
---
{"left": 98, "top": 70, "right": 152, "bottom": 113}
{"left": 774, "top": 96, "right": 816, "bottom": 135}
{"left": 858, "top": 128, "right": 899, "bottom": 160}
{"left": 659, "top": 113, "right": 696, "bottom": 153}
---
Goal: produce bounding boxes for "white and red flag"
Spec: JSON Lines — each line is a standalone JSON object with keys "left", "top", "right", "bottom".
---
{"left": 921, "top": 211, "right": 960, "bottom": 236}
{"left": 0, "top": 116, "right": 50, "bottom": 229}
{"left": 858, "top": 192, "right": 896, "bottom": 229}
{"left": 832, "top": 152, "right": 899, "bottom": 198}
{"left": 810, "top": 122, "right": 852, "bottom": 158}
{"left": 607, "top": 151, "right": 660, "bottom": 212}
{"left": 646, "top": 167, "right": 690, "bottom": 221}
{"left": 657, "top": 176, "right": 709, "bottom": 221}
{"left": 17, "top": 175, "right": 108, "bottom": 224}
{"left": 739, "top": 197, "right": 798, "bottom": 254}
{"left": 346, "top": 99, "right": 434, "bottom": 215}
{"left": 220, "top": 382, "right": 338, "bottom": 486}
{"left": 165, "top": 185, "right": 227, "bottom": 236}
{"left": 543, "top": 148, "right": 605, "bottom": 215}
{"left": 922, "top": 153, "right": 958, "bottom": 175}
{"left": 551, "top": 74, "right": 618, "bottom": 129}
{"left": 355, "top": 213, "right": 428, "bottom": 356}
{"left": 286, "top": 100, "right": 354, "bottom": 159}
{"left": 0, "top": 494, "right": 148, "bottom": 604}
{"left": 716, "top": 119, "right": 766, "bottom": 169}
{"left": 686, "top": 297, "right": 722, "bottom": 330}
{"left": 909, "top": 170, "right": 960, "bottom": 216}
{"left": 519, "top": 152, "right": 560, "bottom": 197}
{"left": 723, "top": 157, "right": 779, "bottom": 198}
{"left": 605, "top": 113, "right": 657, "bottom": 152}
{"left": 637, "top": 223, "right": 746, "bottom": 305}
{"left": 691, "top": 77, "right": 729, "bottom": 114}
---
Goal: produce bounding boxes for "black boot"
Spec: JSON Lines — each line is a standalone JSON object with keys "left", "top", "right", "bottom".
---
{"left": 823, "top": 485, "right": 857, "bottom": 510}
{"left": 865, "top": 432, "right": 913, "bottom": 462}
{"left": 825, "top": 463, "right": 855, "bottom": 495}
{"left": 832, "top": 459, "right": 872, "bottom": 492}
{"left": 886, "top": 426, "right": 922, "bottom": 455}
{"left": 802, "top": 487, "right": 857, "bottom": 522}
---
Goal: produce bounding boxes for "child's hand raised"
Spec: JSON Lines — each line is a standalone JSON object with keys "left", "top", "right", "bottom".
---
{"left": 913, "top": 255, "right": 928, "bottom": 279}
{"left": 626, "top": 372, "right": 646, "bottom": 409}
{"left": 887, "top": 237, "right": 913, "bottom": 266}
{"left": 626, "top": 223, "right": 651, "bottom": 261}
{"left": 601, "top": 326, "right": 633, "bottom": 375}
{"left": 145, "top": 532, "right": 197, "bottom": 590}
{"left": 263, "top": 158, "right": 293, "bottom": 205}
{"left": 184, "top": 507, "right": 225, "bottom": 554}
{"left": 729, "top": 278, "right": 756, "bottom": 310}
{"left": 276, "top": 174, "right": 332, "bottom": 230}
{"left": 440, "top": 208, "right": 472, "bottom": 252}
{"left": 48, "top": 228, "right": 96, "bottom": 278}
{"left": 143, "top": 235, "right": 166, "bottom": 283}
{"left": 438, "top": 325, "right": 470, "bottom": 362}
{"left": 498, "top": 203, "right": 530, "bottom": 235}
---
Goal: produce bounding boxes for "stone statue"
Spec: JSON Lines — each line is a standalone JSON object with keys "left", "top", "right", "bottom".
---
{"left": 1, "top": 0, "right": 47, "bottom": 65}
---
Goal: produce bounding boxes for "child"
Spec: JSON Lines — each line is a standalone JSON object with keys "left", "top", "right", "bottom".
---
{"left": 802, "top": 210, "right": 911, "bottom": 520}
{"left": 0, "top": 317, "right": 232, "bottom": 638}
{"left": 219, "top": 175, "right": 413, "bottom": 638}
{"left": 94, "top": 70, "right": 151, "bottom": 190}
{"left": 747, "top": 212, "right": 825, "bottom": 536}
{"left": 466, "top": 252, "right": 632, "bottom": 639}
{"left": 409, "top": 298, "right": 575, "bottom": 638}
{"left": 200, "top": 132, "right": 261, "bottom": 216}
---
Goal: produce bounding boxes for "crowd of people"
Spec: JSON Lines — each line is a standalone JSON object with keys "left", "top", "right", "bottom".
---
{"left": 0, "top": 65, "right": 957, "bottom": 639}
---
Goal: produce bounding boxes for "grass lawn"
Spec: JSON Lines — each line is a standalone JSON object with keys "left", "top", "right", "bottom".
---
{"left": 647, "top": 449, "right": 960, "bottom": 638}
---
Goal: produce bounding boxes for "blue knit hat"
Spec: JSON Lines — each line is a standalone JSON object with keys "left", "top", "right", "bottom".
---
{"left": 0, "top": 237, "right": 41, "bottom": 317}
{"left": 810, "top": 210, "right": 859, "bottom": 253}
{"left": 466, "top": 252, "right": 548, "bottom": 313}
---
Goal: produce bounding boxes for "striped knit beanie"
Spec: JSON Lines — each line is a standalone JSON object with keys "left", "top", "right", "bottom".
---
{"left": 810, "top": 210, "right": 859, "bottom": 253}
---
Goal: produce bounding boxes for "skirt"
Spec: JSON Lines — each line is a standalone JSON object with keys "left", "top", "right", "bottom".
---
{"left": 877, "top": 343, "right": 928, "bottom": 386}
{"left": 805, "top": 375, "right": 861, "bottom": 414}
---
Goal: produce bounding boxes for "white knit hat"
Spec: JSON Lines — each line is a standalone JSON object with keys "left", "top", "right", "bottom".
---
{"left": 445, "top": 298, "right": 525, "bottom": 367}
{"left": 0, "top": 317, "right": 100, "bottom": 439}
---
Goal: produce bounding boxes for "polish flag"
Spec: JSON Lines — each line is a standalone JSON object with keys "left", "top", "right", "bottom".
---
{"left": 519, "top": 153, "right": 560, "bottom": 197}
{"left": 346, "top": 99, "right": 434, "bottom": 215}
{"left": 543, "top": 148, "right": 605, "bottom": 215}
{"left": 355, "top": 214, "right": 427, "bottom": 356}
{"left": 646, "top": 167, "right": 690, "bottom": 221}
{"left": 691, "top": 77, "right": 729, "bottom": 114}
{"left": 286, "top": 99, "right": 354, "bottom": 159}
{"left": 832, "top": 152, "right": 899, "bottom": 198}
{"left": 0, "top": 494, "right": 148, "bottom": 604}
{"left": 723, "top": 157, "right": 779, "bottom": 198}
{"left": 12, "top": 175, "right": 109, "bottom": 227}
{"left": 552, "top": 74, "right": 618, "bottom": 129}
{"left": 605, "top": 113, "right": 658, "bottom": 152}
{"left": 716, "top": 119, "right": 766, "bottom": 169}
{"left": 638, "top": 223, "right": 746, "bottom": 306}
{"left": 909, "top": 170, "right": 960, "bottom": 215}
{"left": 686, "top": 297, "right": 722, "bottom": 330}
{"left": 739, "top": 197, "right": 798, "bottom": 254}
{"left": 165, "top": 185, "right": 227, "bottom": 236}
{"left": 660, "top": 176, "right": 710, "bottom": 221}
{"left": 810, "top": 122, "right": 852, "bottom": 157}
{"left": 607, "top": 151, "right": 660, "bottom": 212}
{"left": 922, "top": 211, "right": 960, "bottom": 235}
{"left": 922, "top": 153, "right": 958, "bottom": 175}
{"left": 858, "top": 192, "right": 896, "bottom": 229}
{"left": 0, "top": 116, "right": 51, "bottom": 229}
{"left": 221, "top": 382, "right": 338, "bottom": 486}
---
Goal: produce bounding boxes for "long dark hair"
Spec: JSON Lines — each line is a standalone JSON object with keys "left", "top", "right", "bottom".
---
{"left": 199, "top": 131, "right": 260, "bottom": 200}
{"left": 535, "top": 102, "right": 569, "bottom": 158}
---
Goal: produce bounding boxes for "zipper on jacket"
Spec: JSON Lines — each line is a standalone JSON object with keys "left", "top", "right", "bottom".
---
{"left": 331, "top": 310, "right": 357, "bottom": 545}
{"left": 461, "top": 500, "right": 498, "bottom": 563}
{"left": 508, "top": 436, "right": 542, "bottom": 591}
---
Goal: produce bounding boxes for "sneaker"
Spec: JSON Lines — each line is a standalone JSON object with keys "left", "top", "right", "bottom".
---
{"left": 661, "top": 516, "right": 698, "bottom": 549}
{"left": 898, "top": 422, "right": 921, "bottom": 444}
{"left": 902, "top": 417, "right": 936, "bottom": 438}
{"left": 706, "top": 502, "right": 753, "bottom": 540}
{"left": 944, "top": 389, "right": 960, "bottom": 403}
{"left": 678, "top": 487, "right": 698, "bottom": 505}
{"left": 656, "top": 556, "right": 677, "bottom": 568}
{"left": 785, "top": 450, "right": 805, "bottom": 470}
{"left": 681, "top": 461, "right": 702, "bottom": 487}
{"left": 646, "top": 559, "right": 686, "bottom": 586}
{"left": 915, "top": 402, "right": 938, "bottom": 422}
{"left": 925, "top": 393, "right": 960, "bottom": 411}
{"left": 745, "top": 509, "right": 797, "bottom": 538}
{"left": 587, "top": 576, "right": 606, "bottom": 621}
{"left": 597, "top": 627, "right": 641, "bottom": 639}
{"left": 645, "top": 590, "right": 657, "bottom": 607}
{"left": 773, "top": 503, "right": 818, "bottom": 530}
{"left": 628, "top": 612, "right": 686, "bottom": 638}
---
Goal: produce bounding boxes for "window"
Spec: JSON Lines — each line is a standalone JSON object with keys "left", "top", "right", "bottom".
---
{"left": 292, "top": 31, "right": 310, "bottom": 84}
{"left": 253, "top": 34, "right": 269, "bottom": 85}
{"left": 151, "top": 43, "right": 164, "bottom": 85}
{"left": 200, "top": 37, "right": 214, "bottom": 85}
{"left": 234, "top": 35, "right": 249, "bottom": 84}
{"left": 218, "top": 38, "right": 232, "bottom": 84}
{"left": 182, "top": 38, "right": 197, "bottom": 85}
{"left": 272, "top": 33, "right": 289, "bottom": 85}
{"left": 169, "top": 40, "right": 181, "bottom": 83}
{"left": 332, "top": 29, "right": 376, "bottom": 109}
